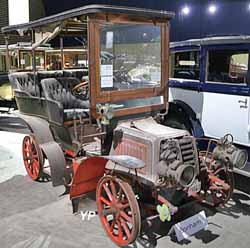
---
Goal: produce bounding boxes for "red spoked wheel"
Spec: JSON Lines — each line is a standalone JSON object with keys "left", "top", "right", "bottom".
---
{"left": 209, "top": 168, "right": 234, "bottom": 207}
{"left": 22, "top": 135, "right": 44, "bottom": 181}
{"left": 97, "top": 175, "right": 141, "bottom": 247}
{"left": 198, "top": 151, "right": 234, "bottom": 207}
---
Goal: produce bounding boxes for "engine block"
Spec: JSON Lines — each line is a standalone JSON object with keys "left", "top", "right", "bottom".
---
{"left": 112, "top": 117, "right": 199, "bottom": 186}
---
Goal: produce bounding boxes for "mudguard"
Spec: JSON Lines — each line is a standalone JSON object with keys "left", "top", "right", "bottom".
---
{"left": 169, "top": 100, "right": 204, "bottom": 137}
{"left": 70, "top": 157, "right": 108, "bottom": 200}
{"left": 14, "top": 112, "right": 66, "bottom": 186}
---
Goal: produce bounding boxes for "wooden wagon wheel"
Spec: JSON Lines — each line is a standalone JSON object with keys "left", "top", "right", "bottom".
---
{"left": 198, "top": 150, "right": 234, "bottom": 207}
{"left": 22, "top": 135, "right": 48, "bottom": 181}
{"left": 209, "top": 168, "right": 234, "bottom": 207}
{"left": 96, "top": 175, "right": 141, "bottom": 247}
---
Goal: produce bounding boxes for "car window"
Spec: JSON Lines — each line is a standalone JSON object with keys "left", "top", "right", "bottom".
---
{"left": 100, "top": 23, "right": 161, "bottom": 91}
{"left": 170, "top": 50, "right": 200, "bottom": 80}
{"left": 207, "top": 50, "right": 249, "bottom": 84}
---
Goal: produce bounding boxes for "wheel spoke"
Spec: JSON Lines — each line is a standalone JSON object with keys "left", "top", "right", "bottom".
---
{"left": 103, "top": 184, "right": 113, "bottom": 202}
{"left": 100, "top": 196, "right": 111, "bottom": 206}
{"left": 33, "top": 160, "right": 39, "bottom": 176}
{"left": 117, "top": 220, "right": 123, "bottom": 240}
{"left": 120, "top": 217, "right": 131, "bottom": 239}
{"left": 109, "top": 219, "right": 116, "bottom": 233}
{"left": 120, "top": 210, "right": 132, "bottom": 224}
{"left": 110, "top": 180, "right": 117, "bottom": 199}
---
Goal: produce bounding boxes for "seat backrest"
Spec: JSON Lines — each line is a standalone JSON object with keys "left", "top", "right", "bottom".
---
{"left": 63, "top": 70, "right": 88, "bottom": 80}
{"left": 37, "top": 71, "right": 63, "bottom": 82}
{"left": 41, "top": 77, "right": 89, "bottom": 110}
{"left": 8, "top": 72, "right": 39, "bottom": 97}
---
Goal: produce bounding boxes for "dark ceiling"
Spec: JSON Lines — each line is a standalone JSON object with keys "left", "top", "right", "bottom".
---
{"left": 42, "top": 0, "right": 250, "bottom": 42}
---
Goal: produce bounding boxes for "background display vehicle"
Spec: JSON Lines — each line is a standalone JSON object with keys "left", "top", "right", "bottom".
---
{"left": 168, "top": 36, "right": 250, "bottom": 177}
{"left": 0, "top": 43, "right": 49, "bottom": 110}
{"left": 45, "top": 49, "right": 88, "bottom": 70}
{"left": 2, "top": 5, "right": 248, "bottom": 246}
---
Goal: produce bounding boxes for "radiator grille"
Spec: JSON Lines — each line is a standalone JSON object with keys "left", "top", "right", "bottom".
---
{"left": 178, "top": 137, "right": 196, "bottom": 165}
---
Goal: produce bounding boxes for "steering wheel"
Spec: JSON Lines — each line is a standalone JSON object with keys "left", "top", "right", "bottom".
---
{"left": 72, "top": 80, "right": 89, "bottom": 100}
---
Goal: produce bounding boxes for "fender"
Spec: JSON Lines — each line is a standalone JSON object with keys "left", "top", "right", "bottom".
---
{"left": 168, "top": 100, "right": 204, "bottom": 137}
{"left": 14, "top": 112, "right": 66, "bottom": 186}
{"left": 70, "top": 156, "right": 108, "bottom": 213}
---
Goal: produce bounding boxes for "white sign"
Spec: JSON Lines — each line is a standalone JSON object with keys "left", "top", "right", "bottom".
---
{"left": 8, "top": 0, "right": 29, "bottom": 25}
{"left": 173, "top": 211, "right": 208, "bottom": 242}
{"left": 20, "top": 59, "right": 25, "bottom": 65}
{"left": 101, "top": 76, "right": 113, "bottom": 88}
{"left": 101, "top": 64, "right": 113, "bottom": 76}
{"left": 106, "top": 32, "right": 114, "bottom": 49}
{"left": 101, "top": 64, "right": 113, "bottom": 88}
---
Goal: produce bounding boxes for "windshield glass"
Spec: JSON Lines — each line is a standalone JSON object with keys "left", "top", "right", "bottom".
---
{"left": 99, "top": 23, "right": 161, "bottom": 91}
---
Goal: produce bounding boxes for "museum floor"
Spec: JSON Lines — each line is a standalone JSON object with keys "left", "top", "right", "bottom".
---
{"left": 1, "top": 131, "right": 250, "bottom": 248}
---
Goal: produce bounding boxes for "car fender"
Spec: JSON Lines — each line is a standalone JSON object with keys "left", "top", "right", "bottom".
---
{"left": 168, "top": 100, "right": 204, "bottom": 137}
{"left": 14, "top": 112, "right": 66, "bottom": 186}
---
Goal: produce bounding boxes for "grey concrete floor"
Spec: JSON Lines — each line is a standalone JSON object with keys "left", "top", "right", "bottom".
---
{"left": 1, "top": 131, "right": 250, "bottom": 248}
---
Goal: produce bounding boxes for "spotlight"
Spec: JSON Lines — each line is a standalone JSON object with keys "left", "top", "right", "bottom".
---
{"left": 181, "top": 6, "right": 190, "bottom": 16}
{"left": 208, "top": 4, "right": 217, "bottom": 14}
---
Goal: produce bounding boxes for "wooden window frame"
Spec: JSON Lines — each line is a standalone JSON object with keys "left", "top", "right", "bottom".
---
{"left": 88, "top": 14, "right": 169, "bottom": 117}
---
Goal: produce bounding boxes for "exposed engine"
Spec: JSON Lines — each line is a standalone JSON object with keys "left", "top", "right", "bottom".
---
{"left": 212, "top": 134, "right": 248, "bottom": 170}
{"left": 157, "top": 137, "right": 198, "bottom": 188}
{"left": 112, "top": 117, "right": 199, "bottom": 188}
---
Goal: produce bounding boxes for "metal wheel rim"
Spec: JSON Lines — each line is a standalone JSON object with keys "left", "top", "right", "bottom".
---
{"left": 97, "top": 175, "right": 141, "bottom": 246}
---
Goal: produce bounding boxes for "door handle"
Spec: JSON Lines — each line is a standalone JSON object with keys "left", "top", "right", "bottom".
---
{"left": 238, "top": 98, "right": 248, "bottom": 108}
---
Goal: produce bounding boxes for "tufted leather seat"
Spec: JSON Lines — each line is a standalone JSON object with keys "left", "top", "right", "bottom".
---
{"left": 41, "top": 77, "right": 89, "bottom": 123}
{"left": 9, "top": 72, "right": 40, "bottom": 97}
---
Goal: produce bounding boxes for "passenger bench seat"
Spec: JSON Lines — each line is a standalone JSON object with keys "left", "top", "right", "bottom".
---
{"left": 41, "top": 77, "right": 89, "bottom": 124}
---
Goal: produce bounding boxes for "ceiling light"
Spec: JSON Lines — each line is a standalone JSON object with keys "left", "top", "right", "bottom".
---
{"left": 181, "top": 6, "right": 190, "bottom": 16}
{"left": 208, "top": 4, "right": 217, "bottom": 14}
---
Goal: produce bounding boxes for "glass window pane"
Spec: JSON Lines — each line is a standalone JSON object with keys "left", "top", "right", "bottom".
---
{"left": 100, "top": 23, "right": 161, "bottom": 91}
{"left": 207, "top": 50, "right": 249, "bottom": 84}
{"left": 171, "top": 51, "right": 200, "bottom": 80}
{"left": 64, "top": 51, "right": 88, "bottom": 69}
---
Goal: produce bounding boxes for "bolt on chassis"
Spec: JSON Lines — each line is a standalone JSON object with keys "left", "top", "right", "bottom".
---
{"left": 2, "top": 5, "right": 248, "bottom": 246}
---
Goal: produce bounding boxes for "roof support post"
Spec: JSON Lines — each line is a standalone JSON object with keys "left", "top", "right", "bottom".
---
{"left": 60, "top": 37, "right": 64, "bottom": 70}
{"left": 5, "top": 36, "right": 10, "bottom": 71}
{"left": 31, "top": 30, "right": 38, "bottom": 97}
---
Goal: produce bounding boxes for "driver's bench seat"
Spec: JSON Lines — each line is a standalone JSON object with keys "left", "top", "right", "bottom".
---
{"left": 41, "top": 77, "right": 89, "bottom": 125}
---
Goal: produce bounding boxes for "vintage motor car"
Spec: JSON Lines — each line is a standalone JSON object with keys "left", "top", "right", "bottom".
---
{"left": 168, "top": 36, "right": 250, "bottom": 177}
{"left": 2, "top": 5, "right": 248, "bottom": 246}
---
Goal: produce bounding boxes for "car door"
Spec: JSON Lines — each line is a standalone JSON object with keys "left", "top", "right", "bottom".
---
{"left": 201, "top": 45, "right": 250, "bottom": 146}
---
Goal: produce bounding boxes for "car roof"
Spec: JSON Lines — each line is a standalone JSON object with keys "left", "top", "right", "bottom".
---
{"left": 170, "top": 35, "right": 250, "bottom": 49}
{"left": 2, "top": 4, "right": 174, "bottom": 34}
